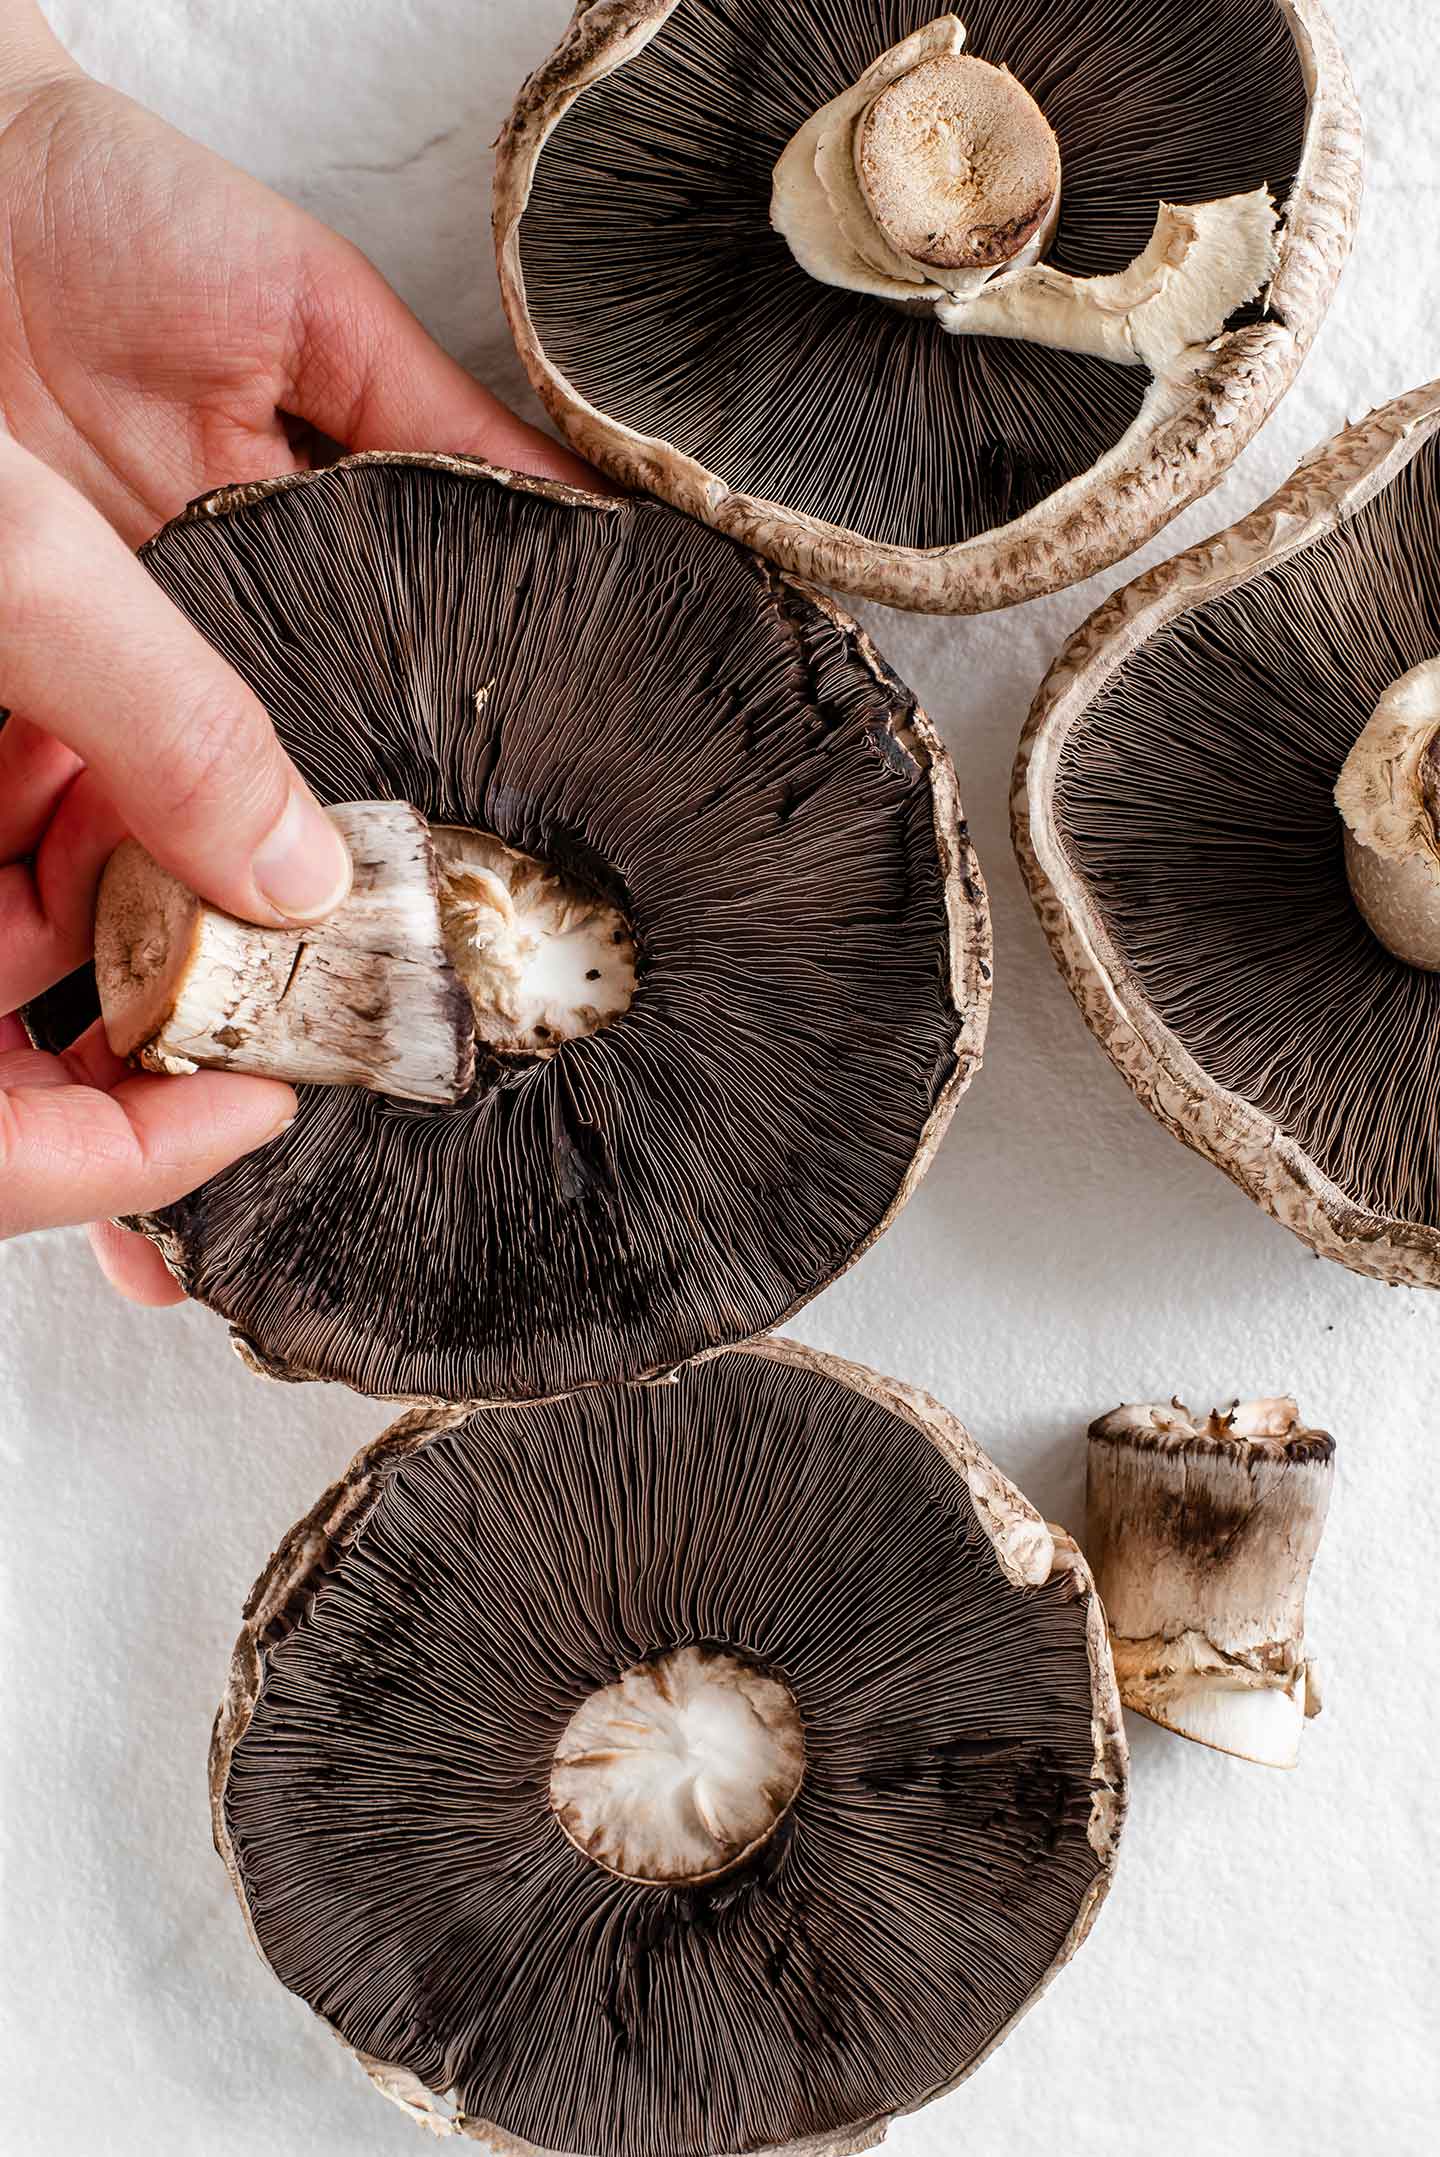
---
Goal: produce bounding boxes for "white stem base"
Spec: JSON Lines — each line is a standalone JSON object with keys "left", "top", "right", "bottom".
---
{"left": 1112, "top": 1630, "right": 1320, "bottom": 1769}
{"left": 1132, "top": 1676, "right": 1307, "bottom": 1770}
{"left": 96, "top": 809, "right": 642, "bottom": 1103}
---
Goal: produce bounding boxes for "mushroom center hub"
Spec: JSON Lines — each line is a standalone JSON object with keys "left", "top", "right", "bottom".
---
{"left": 549, "top": 1644, "right": 805, "bottom": 1884}
{"left": 856, "top": 55, "right": 1060, "bottom": 271}
{"left": 431, "top": 824, "right": 636, "bottom": 1057}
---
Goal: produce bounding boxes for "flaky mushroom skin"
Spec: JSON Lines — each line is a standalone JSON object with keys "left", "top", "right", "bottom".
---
{"left": 211, "top": 1337, "right": 1126, "bottom": 2154}
{"left": 494, "top": 0, "right": 1361, "bottom": 614}
{"left": 35, "top": 450, "right": 988, "bottom": 1406}
{"left": 1014, "top": 381, "right": 1440, "bottom": 1288}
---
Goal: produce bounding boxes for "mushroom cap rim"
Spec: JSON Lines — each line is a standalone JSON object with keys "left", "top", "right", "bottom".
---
{"left": 1014, "top": 377, "right": 1440, "bottom": 1289}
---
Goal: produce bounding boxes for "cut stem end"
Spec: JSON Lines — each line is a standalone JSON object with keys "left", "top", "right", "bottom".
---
{"left": 855, "top": 53, "right": 1060, "bottom": 275}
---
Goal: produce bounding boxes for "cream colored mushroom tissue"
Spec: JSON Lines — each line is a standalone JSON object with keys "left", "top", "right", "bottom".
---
{"left": 3, "top": 3, "right": 1438, "bottom": 2154}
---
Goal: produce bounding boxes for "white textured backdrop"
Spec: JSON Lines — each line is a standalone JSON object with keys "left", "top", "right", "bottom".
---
{"left": 3, "top": 3, "right": 1438, "bottom": 2152}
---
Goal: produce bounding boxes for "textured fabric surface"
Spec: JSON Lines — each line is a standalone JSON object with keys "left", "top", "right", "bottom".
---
{"left": 2, "top": 3, "right": 1437, "bottom": 2154}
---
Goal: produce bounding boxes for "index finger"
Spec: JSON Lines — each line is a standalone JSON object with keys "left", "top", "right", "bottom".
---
{"left": 0, "top": 435, "right": 352, "bottom": 929}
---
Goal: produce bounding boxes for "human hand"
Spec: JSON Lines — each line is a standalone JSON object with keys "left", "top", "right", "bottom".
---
{"left": 0, "top": 5, "right": 589, "bottom": 544}
{"left": 0, "top": 7, "right": 589, "bottom": 1302}
{"left": 0, "top": 430, "right": 352, "bottom": 1293}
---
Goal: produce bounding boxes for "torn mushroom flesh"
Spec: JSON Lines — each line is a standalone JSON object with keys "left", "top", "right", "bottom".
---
{"left": 432, "top": 824, "right": 637, "bottom": 1057}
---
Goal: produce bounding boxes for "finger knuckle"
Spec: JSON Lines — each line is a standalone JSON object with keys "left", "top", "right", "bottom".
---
{"left": 0, "top": 1086, "right": 19, "bottom": 1181}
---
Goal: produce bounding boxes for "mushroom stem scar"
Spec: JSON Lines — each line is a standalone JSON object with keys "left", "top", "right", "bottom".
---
{"left": 1336, "top": 658, "right": 1440, "bottom": 969}
{"left": 1086, "top": 1398, "right": 1335, "bottom": 1769}
{"left": 550, "top": 1644, "right": 806, "bottom": 1884}
{"left": 430, "top": 825, "right": 636, "bottom": 1057}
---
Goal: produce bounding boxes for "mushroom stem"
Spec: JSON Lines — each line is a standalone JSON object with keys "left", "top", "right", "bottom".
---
{"left": 1086, "top": 1397, "right": 1334, "bottom": 1769}
{"left": 96, "top": 802, "right": 476, "bottom": 1106}
{"left": 854, "top": 51, "right": 1061, "bottom": 282}
{"left": 1335, "top": 658, "right": 1440, "bottom": 969}
{"left": 96, "top": 807, "right": 640, "bottom": 1103}
{"left": 772, "top": 18, "right": 1060, "bottom": 306}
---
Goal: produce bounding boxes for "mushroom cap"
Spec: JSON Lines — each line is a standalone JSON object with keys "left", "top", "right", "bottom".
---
{"left": 28, "top": 453, "right": 987, "bottom": 1402}
{"left": 212, "top": 1338, "right": 1126, "bottom": 2155}
{"left": 495, "top": 0, "right": 1361, "bottom": 614}
{"left": 1014, "top": 379, "right": 1440, "bottom": 1287}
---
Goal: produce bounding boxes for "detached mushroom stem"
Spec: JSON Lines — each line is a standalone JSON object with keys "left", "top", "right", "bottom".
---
{"left": 96, "top": 802, "right": 477, "bottom": 1107}
{"left": 1086, "top": 1397, "right": 1334, "bottom": 1769}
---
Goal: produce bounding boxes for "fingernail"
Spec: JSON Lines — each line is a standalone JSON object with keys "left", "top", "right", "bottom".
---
{"left": 252, "top": 791, "right": 352, "bottom": 922}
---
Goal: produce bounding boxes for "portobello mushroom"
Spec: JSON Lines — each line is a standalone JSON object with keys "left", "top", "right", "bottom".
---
{"left": 213, "top": 1338, "right": 1126, "bottom": 2153}
{"left": 27, "top": 453, "right": 987, "bottom": 1402}
{"left": 495, "top": 0, "right": 1361, "bottom": 613}
{"left": 1014, "top": 380, "right": 1440, "bottom": 1286}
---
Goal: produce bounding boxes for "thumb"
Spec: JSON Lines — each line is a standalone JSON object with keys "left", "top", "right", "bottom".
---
{"left": 0, "top": 435, "right": 352, "bottom": 927}
{"left": 289, "top": 235, "right": 599, "bottom": 482}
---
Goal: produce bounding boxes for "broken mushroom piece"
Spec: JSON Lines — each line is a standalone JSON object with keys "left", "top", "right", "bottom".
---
{"left": 25, "top": 451, "right": 987, "bottom": 1402}
{"left": 496, "top": 1, "right": 1361, "bottom": 612}
{"left": 96, "top": 803, "right": 477, "bottom": 1106}
{"left": 1016, "top": 380, "right": 1440, "bottom": 1286}
{"left": 213, "top": 1340, "right": 1126, "bottom": 2153}
{"left": 95, "top": 806, "right": 638, "bottom": 1101}
{"left": 1087, "top": 1396, "right": 1334, "bottom": 1769}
